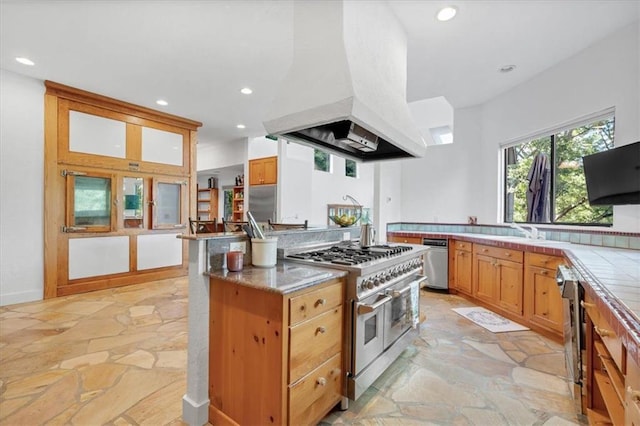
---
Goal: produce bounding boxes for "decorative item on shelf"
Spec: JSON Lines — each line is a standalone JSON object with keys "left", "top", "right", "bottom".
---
{"left": 234, "top": 174, "right": 245, "bottom": 186}
{"left": 328, "top": 195, "right": 363, "bottom": 227}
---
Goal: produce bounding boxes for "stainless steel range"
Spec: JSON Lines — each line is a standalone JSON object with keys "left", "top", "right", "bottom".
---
{"left": 285, "top": 241, "right": 427, "bottom": 401}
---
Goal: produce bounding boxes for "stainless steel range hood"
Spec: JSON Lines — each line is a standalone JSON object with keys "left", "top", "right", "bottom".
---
{"left": 263, "top": 1, "right": 426, "bottom": 162}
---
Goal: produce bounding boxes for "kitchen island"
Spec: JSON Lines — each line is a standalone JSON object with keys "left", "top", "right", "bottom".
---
{"left": 208, "top": 265, "right": 347, "bottom": 425}
{"left": 177, "top": 229, "right": 356, "bottom": 426}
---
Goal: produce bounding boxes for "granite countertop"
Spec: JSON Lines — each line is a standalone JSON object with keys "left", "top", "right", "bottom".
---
{"left": 208, "top": 261, "right": 348, "bottom": 295}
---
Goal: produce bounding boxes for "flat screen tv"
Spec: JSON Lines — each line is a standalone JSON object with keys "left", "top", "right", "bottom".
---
{"left": 583, "top": 141, "right": 640, "bottom": 205}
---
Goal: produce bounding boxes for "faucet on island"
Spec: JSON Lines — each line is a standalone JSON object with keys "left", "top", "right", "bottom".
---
{"left": 509, "top": 222, "right": 544, "bottom": 240}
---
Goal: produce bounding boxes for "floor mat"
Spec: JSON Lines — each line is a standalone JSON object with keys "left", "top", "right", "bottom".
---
{"left": 452, "top": 306, "right": 530, "bottom": 333}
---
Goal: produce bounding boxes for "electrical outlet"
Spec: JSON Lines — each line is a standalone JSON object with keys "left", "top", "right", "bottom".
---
{"left": 229, "top": 241, "right": 246, "bottom": 253}
{"left": 343, "top": 232, "right": 351, "bottom": 241}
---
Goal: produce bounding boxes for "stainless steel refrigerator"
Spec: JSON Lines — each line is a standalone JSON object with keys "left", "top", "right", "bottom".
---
{"left": 248, "top": 185, "right": 277, "bottom": 222}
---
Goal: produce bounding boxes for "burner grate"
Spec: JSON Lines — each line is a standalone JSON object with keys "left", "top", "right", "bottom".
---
{"left": 286, "top": 243, "right": 413, "bottom": 266}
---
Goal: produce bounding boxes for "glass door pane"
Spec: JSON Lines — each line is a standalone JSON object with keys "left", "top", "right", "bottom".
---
{"left": 65, "top": 171, "right": 114, "bottom": 232}
{"left": 123, "top": 177, "right": 144, "bottom": 229}
{"left": 151, "top": 177, "right": 186, "bottom": 229}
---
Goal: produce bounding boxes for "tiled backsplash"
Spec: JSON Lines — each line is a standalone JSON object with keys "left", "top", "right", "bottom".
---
{"left": 387, "top": 223, "right": 640, "bottom": 250}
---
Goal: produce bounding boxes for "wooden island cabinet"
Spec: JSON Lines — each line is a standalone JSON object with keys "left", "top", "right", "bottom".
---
{"left": 209, "top": 276, "right": 344, "bottom": 425}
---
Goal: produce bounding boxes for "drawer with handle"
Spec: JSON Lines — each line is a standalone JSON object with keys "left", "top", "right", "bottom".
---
{"left": 289, "top": 353, "right": 342, "bottom": 426}
{"left": 289, "top": 306, "right": 342, "bottom": 383}
{"left": 454, "top": 240, "right": 471, "bottom": 251}
{"left": 525, "top": 252, "right": 564, "bottom": 270}
{"left": 474, "top": 244, "right": 523, "bottom": 263}
{"left": 289, "top": 280, "right": 342, "bottom": 326}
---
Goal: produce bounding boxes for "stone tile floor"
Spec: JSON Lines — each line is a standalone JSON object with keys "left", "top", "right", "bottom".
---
{"left": 0, "top": 278, "right": 586, "bottom": 425}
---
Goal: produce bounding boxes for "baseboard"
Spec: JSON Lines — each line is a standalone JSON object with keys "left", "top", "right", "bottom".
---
{"left": 0, "top": 289, "right": 42, "bottom": 307}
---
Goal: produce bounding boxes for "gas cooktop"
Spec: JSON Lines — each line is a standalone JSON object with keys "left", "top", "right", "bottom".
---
{"left": 286, "top": 243, "right": 413, "bottom": 266}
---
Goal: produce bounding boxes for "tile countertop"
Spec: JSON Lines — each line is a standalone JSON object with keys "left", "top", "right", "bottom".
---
{"left": 389, "top": 230, "right": 640, "bottom": 364}
{"left": 207, "top": 261, "right": 348, "bottom": 295}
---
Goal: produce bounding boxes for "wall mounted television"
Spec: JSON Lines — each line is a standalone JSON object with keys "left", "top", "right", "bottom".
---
{"left": 583, "top": 141, "right": 640, "bottom": 205}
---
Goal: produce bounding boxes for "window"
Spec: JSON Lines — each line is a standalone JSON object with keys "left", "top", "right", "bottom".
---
{"left": 64, "top": 171, "right": 115, "bottom": 232}
{"left": 345, "top": 159, "right": 357, "bottom": 178}
{"left": 504, "top": 115, "right": 614, "bottom": 225}
{"left": 151, "top": 177, "right": 187, "bottom": 229}
{"left": 314, "top": 149, "right": 330, "bottom": 172}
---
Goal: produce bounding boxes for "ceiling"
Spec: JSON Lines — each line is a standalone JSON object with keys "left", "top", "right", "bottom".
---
{"left": 1, "top": 0, "right": 638, "bottom": 147}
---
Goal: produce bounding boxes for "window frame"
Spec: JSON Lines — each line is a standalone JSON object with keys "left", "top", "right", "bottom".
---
{"left": 501, "top": 110, "right": 615, "bottom": 226}
{"left": 64, "top": 170, "right": 116, "bottom": 233}
{"left": 314, "top": 148, "right": 331, "bottom": 173}
{"left": 345, "top": 158, "right": 358, "bottom": 178}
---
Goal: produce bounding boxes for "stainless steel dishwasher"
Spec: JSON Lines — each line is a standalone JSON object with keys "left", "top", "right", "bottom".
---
{"left": 422, "top": 238, "right": 448, "bottom": 290}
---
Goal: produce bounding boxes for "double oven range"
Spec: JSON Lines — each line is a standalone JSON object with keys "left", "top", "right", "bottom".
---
{"left": 285, "top": 242, "right": 427, "bottom": 400}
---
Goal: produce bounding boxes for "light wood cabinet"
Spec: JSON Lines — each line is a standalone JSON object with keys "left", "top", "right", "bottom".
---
{"left": 524, "top": 253, "right": 564, "bottom": 334}
{"left": 209, "top": 277, "right": 344, "bottom": 425}
{"left": 585, "top": 292, "right": 626, "bottom": 425}
{"left": 197, "top": 188, "right": 218, "bottom": 220}
{"left": 626, "top": 355, "right": 640, "bottom": 425}
{"left": 388, "top": 235, "right": 422, "bottom": 244}
{"left": 450, "top": 240, "right": 472, "bottom": 295}
{"left": 471, "top": 244, "right": 524, "bottom": 317}
{"left": 497, "top": 258, "right": 524, "bottom": 315}
{"left": 249, "top": 156, "right": 278, "bottom": 185}
{"left": 473, "top": 253, "right": 498, "bottom": 304}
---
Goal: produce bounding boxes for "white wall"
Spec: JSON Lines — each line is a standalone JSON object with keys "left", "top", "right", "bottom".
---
{"left": 0, "top": 69, "right": 45, "bottom": 305}
{"left": 398, "top": 22, "right": 640, "bottom": 232}
{"left": 374, "top": 160, "right": 403, "bottom": 243}
{"left": 278, "top": 140, "right": 375, "bottom": 226}
{"left": 248, "top": 136, "right": 278, "bottom": 159}
{"left": 196, "top": 138, "right": 247, "bottom": 171}
{"left": 400, "top": 106, "right": 482, "bottom": 224}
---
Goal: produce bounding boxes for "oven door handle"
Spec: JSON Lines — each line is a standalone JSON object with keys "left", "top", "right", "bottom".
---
{"left": 357, "top": 295, "right": 392, "bottom": 315}
{"left": 387, "top": 275, "right": 426, "bottom": 298}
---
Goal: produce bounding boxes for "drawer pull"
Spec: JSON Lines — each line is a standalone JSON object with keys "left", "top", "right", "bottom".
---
{"left": 316, "top": 326, "right": 326, "bottom": 334}
{"left": 541, "top": 270, "right": 548, "bottom": 275}
{"left": 315, "top": 298, "right": 326, "bottom": 307}
{"left": 594, "top": 326, "right": 612, "bottom": 337}
{"left": 505, "top": 252, "right": 511, "bottom": 257}
{"left": 316, "top": 377, "right": 327, "bottom": 386}
{"left": 628, "top": 386, "right": 640, "bottom": 402}
{"left": 482, "top": 248, "right": 488, "bottom": 252}
{"left": 581, "top": 301, "right": 595, "bottom": 309}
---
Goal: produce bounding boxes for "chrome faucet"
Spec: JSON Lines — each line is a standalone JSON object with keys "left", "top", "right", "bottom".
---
{"left": 510, "top": 223, "right": 543, "bottom": 239}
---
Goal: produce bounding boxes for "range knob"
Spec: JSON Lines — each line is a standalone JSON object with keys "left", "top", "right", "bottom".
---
{"left": 365, "top": 280, "right": 374, "bottom": 289}
{"left": 374, "top": 277, "right": 382, "bottom": 286}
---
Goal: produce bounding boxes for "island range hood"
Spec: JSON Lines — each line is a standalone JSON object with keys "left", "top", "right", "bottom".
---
{"left": 263, "top": 1, "right": 426, "bottom": 162}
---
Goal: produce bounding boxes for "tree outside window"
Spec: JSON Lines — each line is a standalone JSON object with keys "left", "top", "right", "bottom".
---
{"left": 314, "top": 149, "right": 330, "bottom": 172}
{"left": 345, "top": 159, "right": 357, "bottom": 178}
{"left": 504, "top": 116, "right": 614, "bottom": 225}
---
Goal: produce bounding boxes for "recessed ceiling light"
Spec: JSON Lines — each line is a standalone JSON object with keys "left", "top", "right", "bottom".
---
{"left": 15, "top": 57, "right": 35, "bottom": 66}
{"left": 240, "top": 87, "right": 253, "bottom": 95}
{"left": 156, "top": 99, "right": 169, "bottom": 106}
{"left": 236, "top": 124, "right": 246, "bottom": 129}
{"left": 436, "top": 6, "right": 457, "bottom": 22}
{"left": 499, "top": 65, "right": 517, "bottom": 73}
